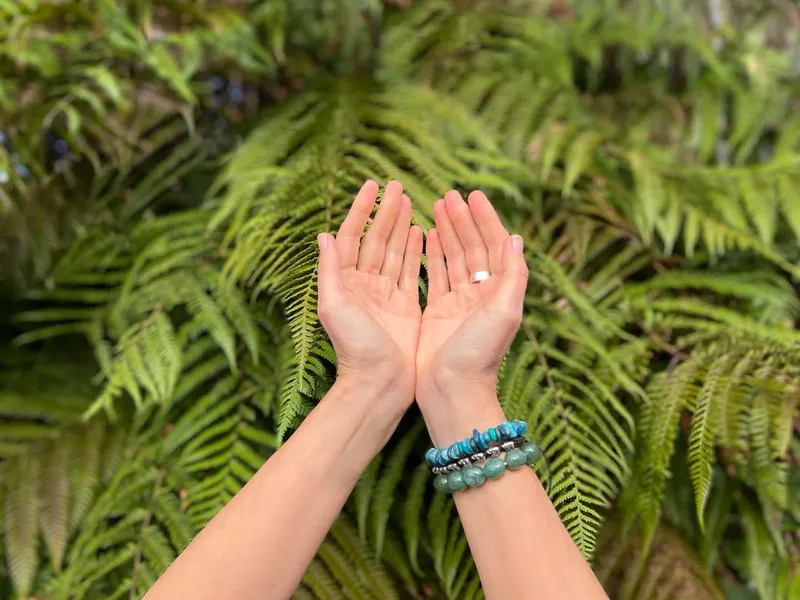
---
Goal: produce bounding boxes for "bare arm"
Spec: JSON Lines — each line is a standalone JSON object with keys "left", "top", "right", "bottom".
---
{"left": 145, "top": 180, "right": 423, "bottom": 599}
{"left": 416, "top": 190, "right": 607, "bottom": 599}
{"left": 145, "top": 373, "right": 406, "bottom": 600}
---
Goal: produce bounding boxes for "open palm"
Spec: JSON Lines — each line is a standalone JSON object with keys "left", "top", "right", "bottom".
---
{"left": 317, "top": 180, "right": 423, "bottom": 387}
{"left": 416, "top": 190, "right": 528, "bottom": 405}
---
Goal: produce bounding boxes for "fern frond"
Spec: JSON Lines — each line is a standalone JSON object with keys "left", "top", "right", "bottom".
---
{"left": 687, "top": 354, "right": 728, "bottom": 530}
{"left": 369, "top": 421, "right": 423, "bottom": 558}
{"left": 3, "top": 452, "right": 41, "bottom": 596}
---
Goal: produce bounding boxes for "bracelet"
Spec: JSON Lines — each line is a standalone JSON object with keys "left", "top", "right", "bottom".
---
{"left": 433, "top": 441, "right": 544, "bottom": 494}
{"left": 425, "top": 420, "right": 527, "bottom": 468}
{"left": 430, "top": 436, "right": 528, "bottom": 474}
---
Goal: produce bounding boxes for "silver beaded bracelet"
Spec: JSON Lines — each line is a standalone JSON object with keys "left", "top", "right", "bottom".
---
{"left": 431, "top": 436, "right": 527, "bottom": 474}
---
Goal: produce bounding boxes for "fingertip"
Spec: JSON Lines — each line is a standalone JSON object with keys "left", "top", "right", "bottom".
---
{"left": 425, "top": 228, "right": 443, "bottom": 255}
{"left": 467, "top": 190, "right": 489, "bottom": 207}
{"left": 317, "top": 232, "right": 328, "bottom": 251}
{"left": 511, "top": 234, "right": 523, "bottom": 254}
{"left": 385, "top": 179, "right": 403, "bottom": 195}
{"left": 408, "top": 225, "right": 424, "bottom": 248}
{"left": 443, "top": 189, "right": 464, "bottom": 208}
{"left": 359, "top": 180, "right": 379, "bottom": 200}
{"left": 402, "top": 194, "right": 411, "bottom": 207}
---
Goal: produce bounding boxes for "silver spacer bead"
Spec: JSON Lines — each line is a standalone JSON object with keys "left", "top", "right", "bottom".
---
{"left": 457, "top": 458, "right": 471, "bottom": 468}
{"left": 486, "top": 447, "right": 501, "bottom": 457}
{"left": 446, "top": 463, "right": 459, "bottom": 472}
{"left": 472, "top": 452, "right": 485, "bottom": 462}
{"left": 501, "top": 441, "right": 515, "bottom": 451}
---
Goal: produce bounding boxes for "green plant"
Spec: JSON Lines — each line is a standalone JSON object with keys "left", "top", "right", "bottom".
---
{"left": 2, "top": 0, "right": 799, "bottom": 598}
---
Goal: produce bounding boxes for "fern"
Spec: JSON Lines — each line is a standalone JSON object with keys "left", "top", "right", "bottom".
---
{"left": 3, "top": 1, "right": 800, "bottom": 598}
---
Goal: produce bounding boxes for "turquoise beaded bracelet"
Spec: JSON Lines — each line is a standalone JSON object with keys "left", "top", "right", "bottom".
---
{"left": 425, "top": 420, "right": 527, "bottom": 468}
{"left": 433, "top": 442, "right": 544, "bottom": 494}
{"left": 430, "top": 436, "right": 527, "bottom": 474}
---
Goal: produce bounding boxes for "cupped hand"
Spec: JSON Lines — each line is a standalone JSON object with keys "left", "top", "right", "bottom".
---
{"left": 416, "top": 190, "right": 528, "bottom": 441}
{"left": 317, "top": 180, "right": 423, "bottom": 400}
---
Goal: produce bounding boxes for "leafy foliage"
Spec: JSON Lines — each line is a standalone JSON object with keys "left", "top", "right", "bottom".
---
{"left": 2, "top": 0, "right": 800, "bottom": 598}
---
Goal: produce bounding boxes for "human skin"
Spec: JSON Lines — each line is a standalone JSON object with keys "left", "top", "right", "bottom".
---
{"left": 144, "top": 181, "right": 607, "bottom": 599}
{"left": 416, "top": 189, "right": 608, "bottom": 599}
{"left": 145, "top": 180, "right": 422, "bottom": 599}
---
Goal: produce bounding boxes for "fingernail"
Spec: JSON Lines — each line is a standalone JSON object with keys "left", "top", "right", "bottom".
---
{"left": 511, "top": 235, "right": 523, "bottom": 254}
{"left": 317, "top": 233, "right": 328, "bottom": 251}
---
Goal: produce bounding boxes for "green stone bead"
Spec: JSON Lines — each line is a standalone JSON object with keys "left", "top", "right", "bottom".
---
{"left": 463, "top": 466, "right": 486, "bottom": 487}
{"left": 505, "top": 448, "right": 527, "bottom": 469}
{"left": 521, "top": 442, "right": 543, "bottom": 466}
{"left": 434, "top": 474, "right": 450, "bottom": 493}
{"left": 447, "top": 471, "right": 466, "bottom": 492}
{"left": 484, "top": 457, "right": 506, "bottom": 479}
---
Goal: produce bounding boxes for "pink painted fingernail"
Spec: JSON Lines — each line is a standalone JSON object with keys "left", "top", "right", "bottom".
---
{"left": 511, "top": 235, "right": 523, "bottom": 254}
{"left": 317, "top": 233, "right": 328, "bottom": 251}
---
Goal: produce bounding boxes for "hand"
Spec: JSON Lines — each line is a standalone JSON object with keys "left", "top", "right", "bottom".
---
{"left": 416, "top": 190, "right": 528, "bottom": 443}
{"left": 317, "top": 180, "right": 423, "bottom": 404}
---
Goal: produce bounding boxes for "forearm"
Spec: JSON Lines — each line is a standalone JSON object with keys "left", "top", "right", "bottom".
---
{"left": 146, "top": 372, "right": 408, "bottom": 600}
{"left": 420, "top": 381, "right": 607, "bottom": 600}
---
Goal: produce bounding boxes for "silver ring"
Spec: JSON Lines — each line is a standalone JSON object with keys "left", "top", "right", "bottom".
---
{"left": 470, "top": 270, "right": 491, "bottom": 284}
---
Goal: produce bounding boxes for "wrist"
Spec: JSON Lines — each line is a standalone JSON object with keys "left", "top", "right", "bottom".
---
{"left": 329, "top": 365, "right": 414, "bottom": 433}
{"left": 416, "top": 369, "right": 506, "bottom": 447}
{"left": 337, "top": 363, "right": 414, "bottom": 404}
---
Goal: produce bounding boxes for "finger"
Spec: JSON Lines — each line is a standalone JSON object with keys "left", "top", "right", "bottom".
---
{"left": 495, "top": 235, "right": 528, "bottom": 315}
{"left": 468, "top": 190, "right": 509, "bottom": 276}
{"left": 433, "top": 196, "right": 469, "bottom": 287}
{"left": 317, "top": 233, "right": 345, "bottom": 322}
{"left": 380, "top": 194, "right": 412, "bottom": 282}
{"left": 425, "top": 228, "right": 449, "bottom": 298}
{"left": 338, "top": 180, "right": 379, "bottom": 269}
{"left": 444, "top": 190, "right": 490, "bottom": 275}
{"left": 399, "top": 225, "right": 423, "bottom": 293}
{"left": 357, "top": 180, "right": 403, "bottom": 273}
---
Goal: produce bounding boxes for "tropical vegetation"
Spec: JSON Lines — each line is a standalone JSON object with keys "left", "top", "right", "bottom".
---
{"left": 1, "top": 0, "right": 798, "bottom": 598}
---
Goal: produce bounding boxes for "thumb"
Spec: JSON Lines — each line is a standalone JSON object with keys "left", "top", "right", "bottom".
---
{"left": 317, "top": 233, "right": 344, "bottom": 306}
{"left": 495, "top": 235, "right": 528, "bottom": 314}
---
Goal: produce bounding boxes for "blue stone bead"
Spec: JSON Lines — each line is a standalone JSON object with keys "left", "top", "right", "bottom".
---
{"left": 488, "top": 427, "right": 498, "bottom": 442}
{"left": 514, "top": 420, "right": 527, "bottom": 436}
{"left": 451, "top": 444, "right": 461, "bottom": 460}
{"left": 460, "top": 440, "right": 471, "bottom": 455}
{"left": 437, "top": 450, "right": 448, "bottom": 467}
{"left": 472, "top": 429, "right": 480, "bottom": 448}
{"left": 480, "top": 432, "right": 490, "bottom": 450}
{"left": 447, "top": 471, "right": 466, "bottom": 492}
{"left": 425, "top": 448, "right": 437, "bottom": 465}
{"left": 498, "top": 422, "right": 514, "bottom": 439}
{"left": 434, "top": 474, "right": 450, "bottom": 493}
{"left": 463, "top": 466, "right": 486, "bottom": 487}
{"left": 447, "top": 446, "right": 458, "bottom": 462}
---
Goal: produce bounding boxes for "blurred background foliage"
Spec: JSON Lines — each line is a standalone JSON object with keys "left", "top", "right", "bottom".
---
{"left": 1, "top": 0, "right": 799, "bottom": 598}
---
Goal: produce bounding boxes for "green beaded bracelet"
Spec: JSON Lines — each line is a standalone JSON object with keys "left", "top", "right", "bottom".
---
{"left": 434, "top": 443, "right": 544, "bottom": 493}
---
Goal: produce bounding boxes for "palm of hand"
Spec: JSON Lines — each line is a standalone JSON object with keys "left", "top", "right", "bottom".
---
{"left": 316, "top": 180, "right": 423, "bottom": 385}
{"left": 335, "top": 269, "right": 421, "bottom": 371}
{"left": 413, "top": 190, "right": 528, "bottom": 398}
{"left": 417, "top": 280, "right": 508, "bottom": 381}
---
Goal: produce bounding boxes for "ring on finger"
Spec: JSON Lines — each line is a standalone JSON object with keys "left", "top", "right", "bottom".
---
{"left": 470, "top": 270, "right": 491, "bottom": 284}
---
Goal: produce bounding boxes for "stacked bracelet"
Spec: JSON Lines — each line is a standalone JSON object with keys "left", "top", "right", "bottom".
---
{"left": 430, "top": 436, "right": 528, "bottom": 474}
{"left": 433, "top": 441, "right": 544, "bottom": 494}
{"left": 425, "top": 420, "right": 527, "bottom": 469}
